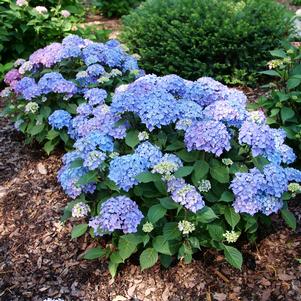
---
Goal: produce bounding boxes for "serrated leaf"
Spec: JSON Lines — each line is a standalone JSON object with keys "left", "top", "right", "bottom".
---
{"left": 118, "top": 235, "right": 139, "bottom": 260}
{"left": 136, "top": 172, "right": 162, "bottom": 183}
{"left": 84, "top": 247, "right": 106, "bottom": 260}
{"left": 259, "top": 70, "right": 281, "bottom": 77}
{"left": 281, "top": 208, "right": 296, "bottom": 230}
{"left": 159, "top": 197, "right": 180, "bottom": 209}
{"left": 165, "top": 140, "right": 184, "bottom": 151}
{"left": 287, "top": 78, "right": 301, "bottom": 90}
{"left": 140, "top": 248, "right": 158, "bottom": 271}
{"left": 174, "top": 166, "right": 194, "bottom": 178}
{"left": 30, "top": 124, "right": 44, "bottom": 136}
{"left": 224, "top": 207, "right": 240, "bottom": 228}
{"left": 281, "top": 107, "right": 295, "bottom": 123}
{"left": 147, "top": 204, "right": 166, "bottom": 223}
{"left": 196, "top": 206, "right": 218, "bottom": 223}
{"left": 153, "top": 235, "right": 172, "bottom": 255}
{"left": 125, "top": 130, "right": 139, "bottom": 148}
{"left": 160, "top": 254, "right": 173, "bottom": 268}
{"left": 163, "top": 222, "right": 181, "bottom": 240}
{"left": 77, "top": 170, "right": 98, "bottom": 185}
{"left": 223, "top": 245, "right": 243, "bottom": 269}
{"left": 193, "top": 160, "right": 209, "bottom": 182}
{"left": 71, "top": 223, "right": 88, "bottom": 239}
{"left": 43, "top": 140, "right": 56, "bottom": 155}
{"left": 108, "top": 261, "right": 119, "bottom": 278}
{"left": 220, "top": 191, "right": 234, "bottom": 202}
{"left": 270, "top": 49, "right": 287, "bottom": 58}
{"left": 210, "top": 164, "right": 229, "bottom": 184}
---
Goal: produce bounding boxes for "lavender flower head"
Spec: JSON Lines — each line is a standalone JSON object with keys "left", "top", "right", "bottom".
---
{"left": 89, "top": 196, "right": 143, "bottom": 235}
{"left": 184, "top": 120, "right": 231, "bottom": 156}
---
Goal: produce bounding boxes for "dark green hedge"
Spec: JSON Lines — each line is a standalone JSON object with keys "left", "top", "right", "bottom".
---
{"left": 122, "top": 0, "right": 292, "bottom": 85}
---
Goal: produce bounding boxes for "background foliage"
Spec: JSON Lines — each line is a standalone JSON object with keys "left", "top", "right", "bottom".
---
{"left": 122, "top": 0, "right": 292, "bottom": 85}
{"left": 92, "top": 0, "right": 142, "bottom": 17}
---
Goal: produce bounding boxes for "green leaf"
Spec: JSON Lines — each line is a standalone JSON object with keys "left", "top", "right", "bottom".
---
{"left": 77, "top": 170, "right": 98, "bottom": 186}
{"left": 140, "top": 248, "right": 158, "bottom": 271}
{"left": 259, "top": 70, "right": 281, "bottom": 77}
{"left": 270, "top": 49, "right": 287, "bottom": 58}
{"left": 174, "top": 166, "right": 194, "bottom": 178}
{"left": 163, "top": 222, "right": 181, "bottom": 240}
{"left": 220, "top": 191, "right": 234, "bottom": 203}
{"left": 43, "top": 140, "right": 57, "bottom": 155}
{"left": 125, "top": 130, "right": 139, "bottom": 148}
{"left": 196, "top": 206, "right": 218, "bottom": 223}
{"left": 176, "top": 150, "right": 199, "bottom": 162}
{"left": 46, "top": 129, "right": 59, "bottom": 140}
{"left": 281, "top": 107, "right": 295, "bottom": 123}
{"left": 165, "top": 140, "right": 184, "bottom": 151}
{"left": 207, "top": 223, "right": 224, "bottom": 241}
{"left": 118, "top": 235, "right": 139, "bottom": 260}
{"left": 153, "top": 235, "right": 172, "bottom": 255}
{"left": 30, "top": 124, "right": 44, "bottom": 136}
{"left": 160, "top": 254, "right": 173, "bottom": 268}
{"left": 287, "top": 78, "right": 301, "bottom": 90}
{"left": 210, "top": 163, "right": 229, "bottom": 184}
{"left": 108, "top": 261, "right": 119, "bottom": 278}
{"left": 193, "top": 160, "right": 209, "bottom": 182}
{"left": 224, "top": 207, "right": 240, "bottom": 228}
{"left": 223, "top": 245, "right": 243, "bottom": 269}
{"left": 71, "top": 223, "right": 88, "bottom": 239}
{"left": 110, "top": 252, "right": 123, "bottom": 264}
{"left": 281, "top": 209, "right": 296, "bottom": 230}
{"left": 188, "top": 237, "right": 200, "bottom": 249}
{"left": 136, "top": 172, "right": 162, "bottom": 183}
{"left": 147, "top": 204, "right": 167, "bottom": 223}
{"left": 69, "top": 158, "right": 84, "bottom": 168}
{"left": 84, "top": 247, "right": 106, "bottom": 260}
{"left": 159, "top": 197, "right": 180, "bottom": 209}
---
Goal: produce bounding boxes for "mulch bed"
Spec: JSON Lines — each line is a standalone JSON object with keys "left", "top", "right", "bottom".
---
{"left": 0, "top": 104, "right": 301, "bottom": 300}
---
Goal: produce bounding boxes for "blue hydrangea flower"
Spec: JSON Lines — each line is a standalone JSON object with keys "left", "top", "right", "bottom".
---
{"left": 74, "top": 131, "right": 114, "bottom": 154}
{"left": 285, "top": 167, "right": 301, "bottom": 182}
{"left": 89, "top": 196, "right": 143, "bottom": 235}
{"left": 184, "top": 120, "right": 231, "bottom": 156}
{"left": 262, "top": 164, "right": 288, "bottom": 197}
{"left": 86, "top": 64, "right": 105, "bottom": 77}
{"left": 83, "top": 150, "right": 106, "bottom": 170}
{"left": 184, "top": 77, "right": 228, "bottom": 106}
{"left": 48, "top": 110, "right": 72, "bottom": 129}
{"left": 84, "top": 88, "right": 108, "bottom": 106}
{"left": 170, "top": 182, "right": 205, "bottom": 212}
{"left": 203, "top": 100, "right": 247, "bottom": 127}
{"left": 256, "top": 194, "right": 284, "bottom": 216}
{"left": 238, "top": 121, "right": 276, "bottom": 158}
{"left": 108, "top": 154, "right": 149, "bottom": 191}
{"left": 152, "top": 154, "right": 183, "bottom": 177}
{"left": 38, "top": 72, "right": 77, "bottom": 95}
{"left": 231, "top": 168, "right": 266, "bottom": 215}
{"left": 158, "top": 74, "right": 187, "bottom": 97}
{"left": 135, "top": 141, "right": 163, "bottom": 168}
{"left": 14, "top": 77, "right": 41, "bottom": 100}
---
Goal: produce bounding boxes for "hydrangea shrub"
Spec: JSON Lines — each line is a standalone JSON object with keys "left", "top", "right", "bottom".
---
{"left": 60, "top": 75, "right": 301, "bottom": 275}
{"left": 1, "top": 35, "right": 142, "bottom": 154}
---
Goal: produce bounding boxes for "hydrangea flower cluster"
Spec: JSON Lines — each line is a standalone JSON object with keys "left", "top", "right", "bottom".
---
{"left": 1, "top": 35, "right": 142, "bottom": 151}
{"left": 89, "top": 196, "right": 143, "bottom": 235}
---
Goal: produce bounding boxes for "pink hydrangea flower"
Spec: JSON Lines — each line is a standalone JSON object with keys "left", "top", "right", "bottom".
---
{"left": 34, "top": 6, "right": 48, "bottom": 14}
{"left": 61, "top": 10, "right": 71, "bottom": 18}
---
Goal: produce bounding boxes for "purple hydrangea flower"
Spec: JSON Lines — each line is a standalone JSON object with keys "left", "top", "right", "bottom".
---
{"left": 83, "top": 150, "right": 106, "bottom": 170}
{"left": 84, "top": 88, "right": 108, "bottom": 106}
{"left": 48, "top": 110, "right": 72, "bottom": 129}
{"left": 108, "top": 154, "right": 149, "bottom": 191}
{"left": 14, "top": 77, "right": 41, "bottom": 100}
{"left": 184, "top": 120, "right": 231, "bottom": 156}
{"left": 135, "top": 141, "right": 163, "bottom": 168}
{"left": 89, "top": 196, "right": 143, "bottom": 235}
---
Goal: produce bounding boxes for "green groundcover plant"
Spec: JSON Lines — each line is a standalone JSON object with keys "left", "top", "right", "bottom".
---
{"left": 1, "top": 35, "right": 142, "bottom": 153}
{"left": 92, "top": 0, "right": 142, "bottom": 18}
{"left": 122, "top": 0, "right": 292, "bottom": 85}
{"left": 56, "top": 74, "right": 301, "bottom": 276}
{"left": 251, "top": 42, "right": 301, "bottom": 161}
{"left": 0, "top": 0, "right": 105, "bottom": 81}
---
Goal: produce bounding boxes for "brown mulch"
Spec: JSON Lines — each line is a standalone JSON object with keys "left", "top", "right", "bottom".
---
{"left": 0, "top": 117, "right": 301, "bottom": 301}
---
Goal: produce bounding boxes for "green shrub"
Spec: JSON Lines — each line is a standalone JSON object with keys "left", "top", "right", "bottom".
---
{"left": 0, "top": 0, "right": 108, "bottom": 82}
{"left": 122, "top": 0, "right": 292, "bottom": 85}
{"left": 251, "top": 42, "right": 301, "bottom": 162}
{"left": 92, "top": 0, "right": 142, "bottom": 17}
